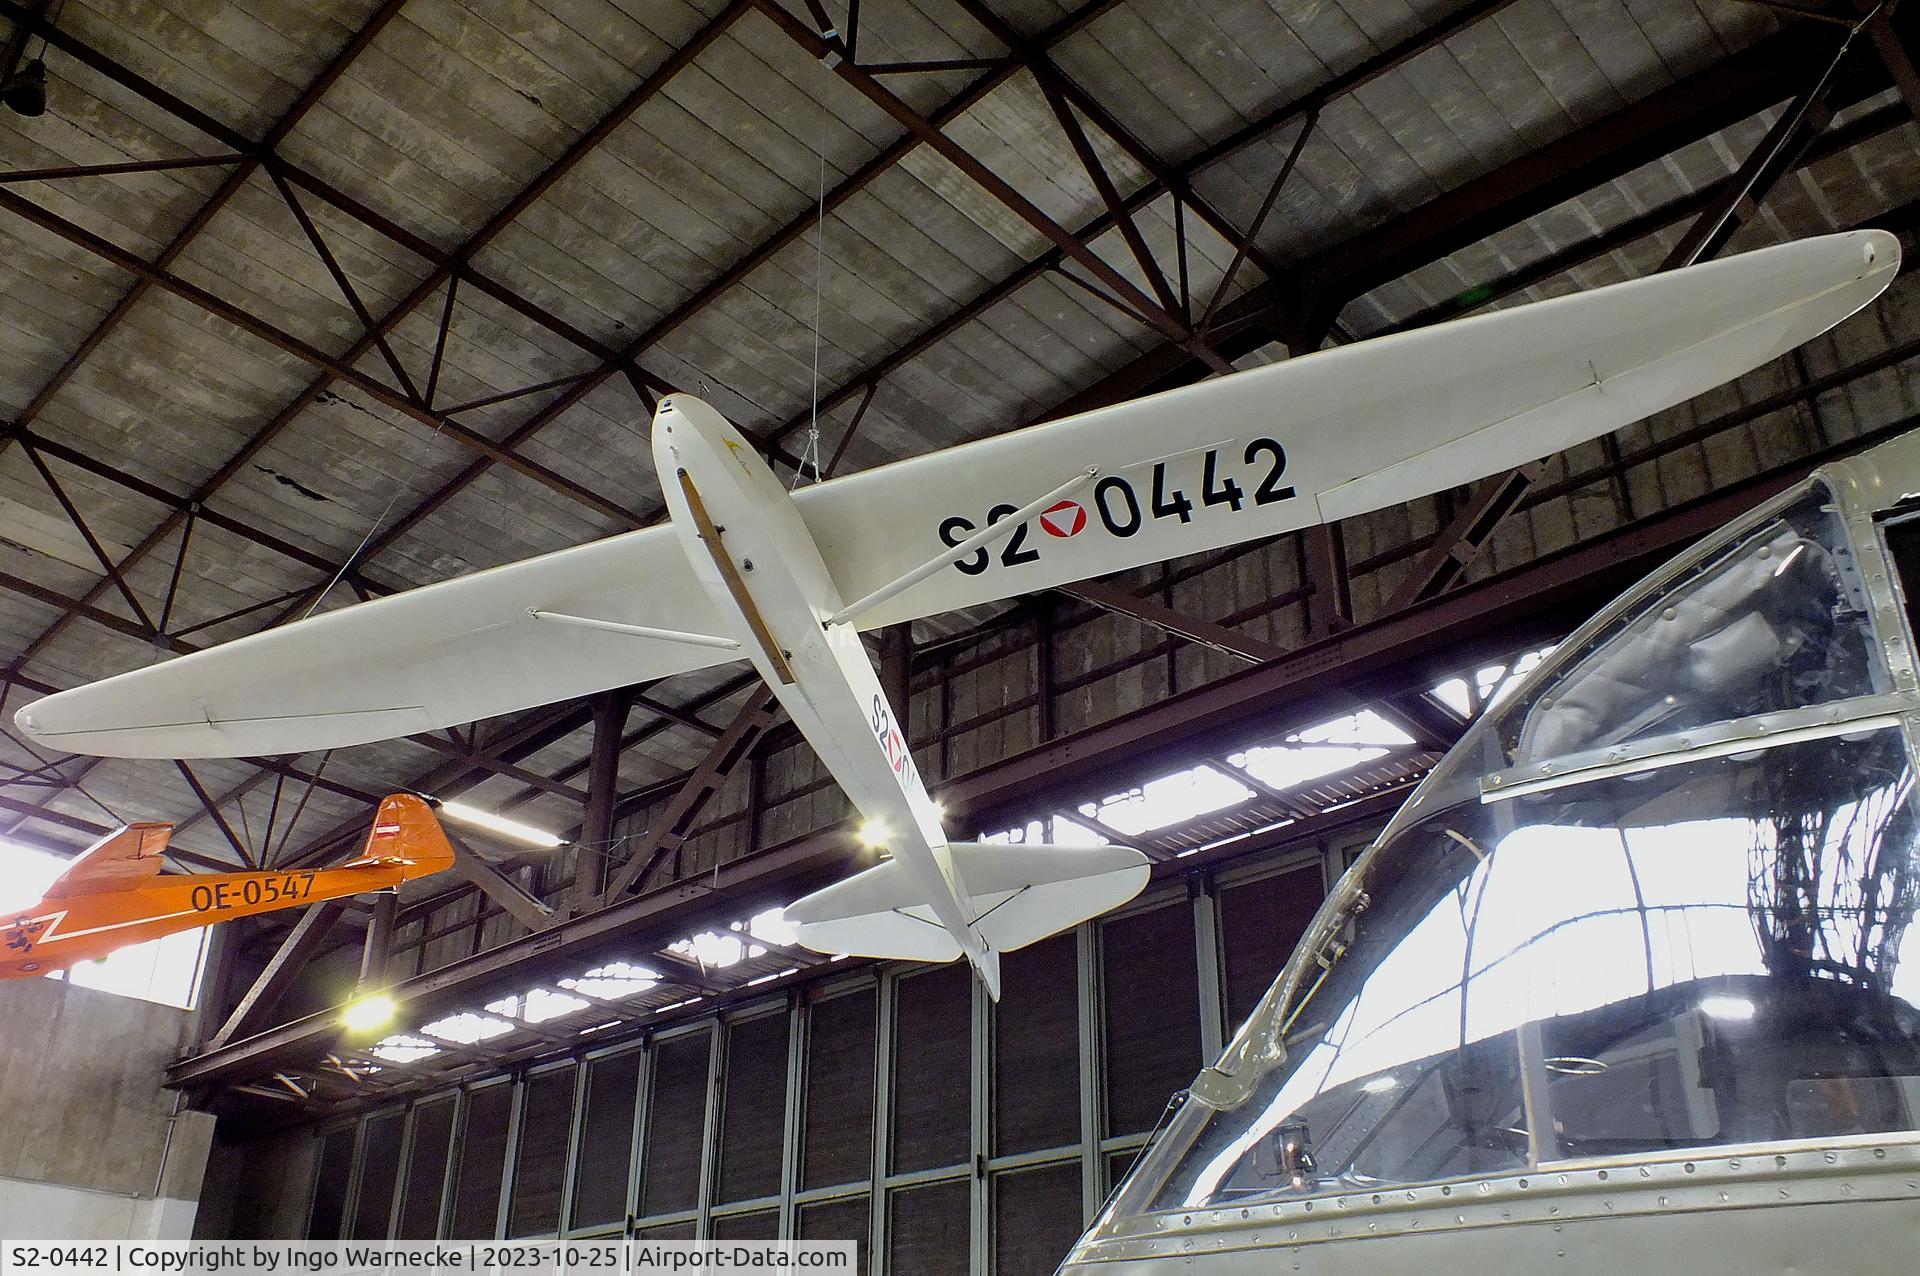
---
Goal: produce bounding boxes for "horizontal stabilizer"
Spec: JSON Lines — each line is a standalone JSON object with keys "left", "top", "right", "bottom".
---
{"left": 785, "top": 859, "right": 966, "bottom": 962}
{"left": 947, "top": 841, "right": 1150, "bottom": 953}
{"left": 784, "top": 841, "right": 1150, "bottom": 963}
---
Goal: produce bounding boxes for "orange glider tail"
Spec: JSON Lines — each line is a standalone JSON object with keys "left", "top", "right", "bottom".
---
{"left": 341, "top": 793, "right": 457, "bottom": 879}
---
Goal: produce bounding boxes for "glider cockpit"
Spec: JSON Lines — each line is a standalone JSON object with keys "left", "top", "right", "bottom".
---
{"left": 1072, "top": 431, "right": 1920, "bottom": 1266}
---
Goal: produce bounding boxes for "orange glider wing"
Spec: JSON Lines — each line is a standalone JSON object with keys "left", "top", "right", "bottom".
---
{"left": 42, "top": 822, "right": 171, "bottom": 898}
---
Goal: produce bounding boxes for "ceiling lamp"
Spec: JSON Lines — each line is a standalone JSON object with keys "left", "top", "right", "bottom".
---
{"left": 2, "top": 58, "right": 46, "bottom": 118}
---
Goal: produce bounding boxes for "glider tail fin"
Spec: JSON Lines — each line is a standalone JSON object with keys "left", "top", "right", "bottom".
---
{"left": 344, "top": 793, "right": 457, "bottom": 879}
{"left": 783, "top": 841, "right": 1149, "bottom": 995}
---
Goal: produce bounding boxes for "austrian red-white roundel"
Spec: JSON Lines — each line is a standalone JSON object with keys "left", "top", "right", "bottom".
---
{"left": 1040, "top": 500, "right": 1086, "bottom": 537}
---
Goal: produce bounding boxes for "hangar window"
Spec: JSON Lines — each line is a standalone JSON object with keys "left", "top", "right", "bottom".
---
{"left": 887, "top": 1178, "right": 969, "bottom": 1276}
{"left": 508, "top": 1064, "right": 576, "bottom": 1236}
{"left": 561, "top": 960, "right": 660, "bottom": 999}
{"left": 797, "top": 1196, "right": 869, "bottom": 1275}
{"left": 1231, "top": 711, "right": 1415, "bottom": 790}
{"left": 640, "top": 1030, "right": 713, "bottom": 1218}
{"left": 1080, "top": 766, "right": 1255, "bottom": 837}
{"left": 717, "top": 1011, "right": 791, "bottom": 1203}
{"left": 449, "top": 1083, "right": 512, "bottom": 1239}
{"left": 350, "top": 1111, "right": 404, "bottom": 1239}
{"left": 571, "top": 1049, "right": 642, "bottom": 1230}
{"left": 1103, "top": 900, "right": 1203, "bottom": 1137}
{"left": 1217, "top": 864, "right": 1325, "bottom": 1031}
{"left": 487, "top": 988, "right": 589, "bottom": 1026}
{"left": 991, "top": 1160, "right": 1084, "bottom": 1276}
{"left": 890, "top": 964, "right": 972, "bottom": 1174}
{"left": 397, "top": 1098, "right": 455, "bottom": 1239}
{"left": 371, "top": 1035, "right": 439, "bottom": 1065}
{"left": 308, "top": 1126, "right": 355, "bottom": 1239}
{"left": 993, "top": 932, "right": 1080, "bottom": 1157}
{"left": 802, "top": 987, "right": 876, "bottom": 1191}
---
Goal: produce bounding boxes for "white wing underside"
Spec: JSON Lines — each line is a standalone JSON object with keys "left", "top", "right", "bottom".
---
{"left": 18, "top": 232, "right": 1896, "bottom": 759}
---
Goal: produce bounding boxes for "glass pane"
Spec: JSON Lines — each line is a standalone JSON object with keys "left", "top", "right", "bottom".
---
{"left": 1490, "top": 480, "right": 1885, "bottom": 770}
{"left": 572, "top": 1051, "right": 642, "bottom": 1230}
{"left": 509, "top": 1066, "right": 575, "bottom": 1236}
{"left": 797, "top": 1196, "right": 868, "bottom": 1276}
{"left": 710, "top": 1209, "right": 778, "bottom": 1240}
{"left": 309, "top": 1127, "right": 355, "bottom": 1239}
{"left": 635, "top": 1221, "right": 695, "bottom": 1240}
{"left": 1103, "top": 902, "right": 1201, "bottom": 1136}
{"left": 992, "top": 1161, "right": 1083, "bottom": 1276}
{"left": 641, "top": 1033, "right": 712, "bottom": 1216}
{"left": 350, "top": 1113, "right": 404, "bottom": 1239}
{"left": 887, "top": 1179, "right": 968, "bottom": 1276}
{"left": 1219, "top": 867, "right": 1324, "bottom": 1031}
{"left": 450, "top": 1085, "right": 512, "bottom": 1239}
{"left": 891, "top": 965, "right": 972, "bottom": 1174}
{"left": 397, "top": 1099, "right": 456, "bottom": 1239}
{"left": 803, "top": 989, "right": 875, "bottom": 1190}
{"left": 719, "top": 1012, "right": 790, "bottom": 1203}
{"left": 993, "top": 933, "right": 1080, "bottom": 1156}
{"left": 1108, "top": 726, "right": 1920, "bottom": 1219}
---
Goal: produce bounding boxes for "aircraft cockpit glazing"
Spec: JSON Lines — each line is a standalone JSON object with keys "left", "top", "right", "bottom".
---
{"left": 1089, "top": 437, "right": 1920, "bottom": 1237}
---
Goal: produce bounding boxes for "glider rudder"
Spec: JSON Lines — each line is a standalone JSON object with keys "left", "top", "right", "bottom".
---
{"left": 344, "top": 793, "right": 458, "bottom": 878}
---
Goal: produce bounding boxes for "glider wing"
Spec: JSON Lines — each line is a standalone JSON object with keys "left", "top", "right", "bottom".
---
{"left": 15, "top": 526, "right": 740, "bottom": 758}
{"left": 800, "top": 230, "right": 1899, "bottom": 629}
{"left": 42, "top": 823, "right": 171, "bottom": 897}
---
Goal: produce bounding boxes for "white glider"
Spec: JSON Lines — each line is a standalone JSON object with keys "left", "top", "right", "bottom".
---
{"left": 14, "top": 230, "right": 1899, "bottom": 999}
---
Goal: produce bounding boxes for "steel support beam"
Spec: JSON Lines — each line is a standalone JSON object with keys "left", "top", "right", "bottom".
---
{"left": 947, "top": 470, "right": 1816, "bottom": 830}
{"left": 173, "top": 760, "right": 255, "bottom": 868}
{"left": 601, "top": 691, "right": 781, "bottom": 901}
{"left": 359, "top": 892, "right": 398, "bottom": 988}
{"left": 1383, "top": 462, "right": 1548, "bottom": 611}
{"left": 1059, "top": 579, "right": 1288, "bottom": 663}
{"left": 1859, "top": 0, "right": 1920, "bottom": 119}
{"left": 751, "top": 0, "right": 1218, "bottom": 360}
{"left": 342, "top": 0, "right": 1132, "bottom": 542}
{"left": 574, "top": 688, "right": 634, "bottom": 905}
{"left": 445, "top": 832, "right": 556, "bottom": 933}
{"left": 207, "top": 899, "right": 350, "bottom": 1050}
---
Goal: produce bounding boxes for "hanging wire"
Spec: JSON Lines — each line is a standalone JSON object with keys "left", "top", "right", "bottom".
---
{"left": 791, "top": 148, "right": 828, "bottom": 489}
{"left": 301, "top": 411, "right": 452, "bottom": 618}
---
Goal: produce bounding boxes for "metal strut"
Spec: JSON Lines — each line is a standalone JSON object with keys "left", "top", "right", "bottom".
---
{"left": 826, "top": 467, "right": 1099, "bottom": 627}
{"left": 527, "top": 609, "right": 741, "bottom": 651}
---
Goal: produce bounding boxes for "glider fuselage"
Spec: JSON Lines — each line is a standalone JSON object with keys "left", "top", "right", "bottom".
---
{"left": 1, "top": 793, "right": 456, "bottom": 980}
{"left": 1, "top": 860, "right": 403, "bottom": 979}
{"left": 653, "top": 397, "right": 989, "bottom": 984}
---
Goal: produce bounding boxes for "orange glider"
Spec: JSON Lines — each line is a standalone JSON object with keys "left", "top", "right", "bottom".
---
{"left": 0, "top": 793, "right": 455, "bottom": 980}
